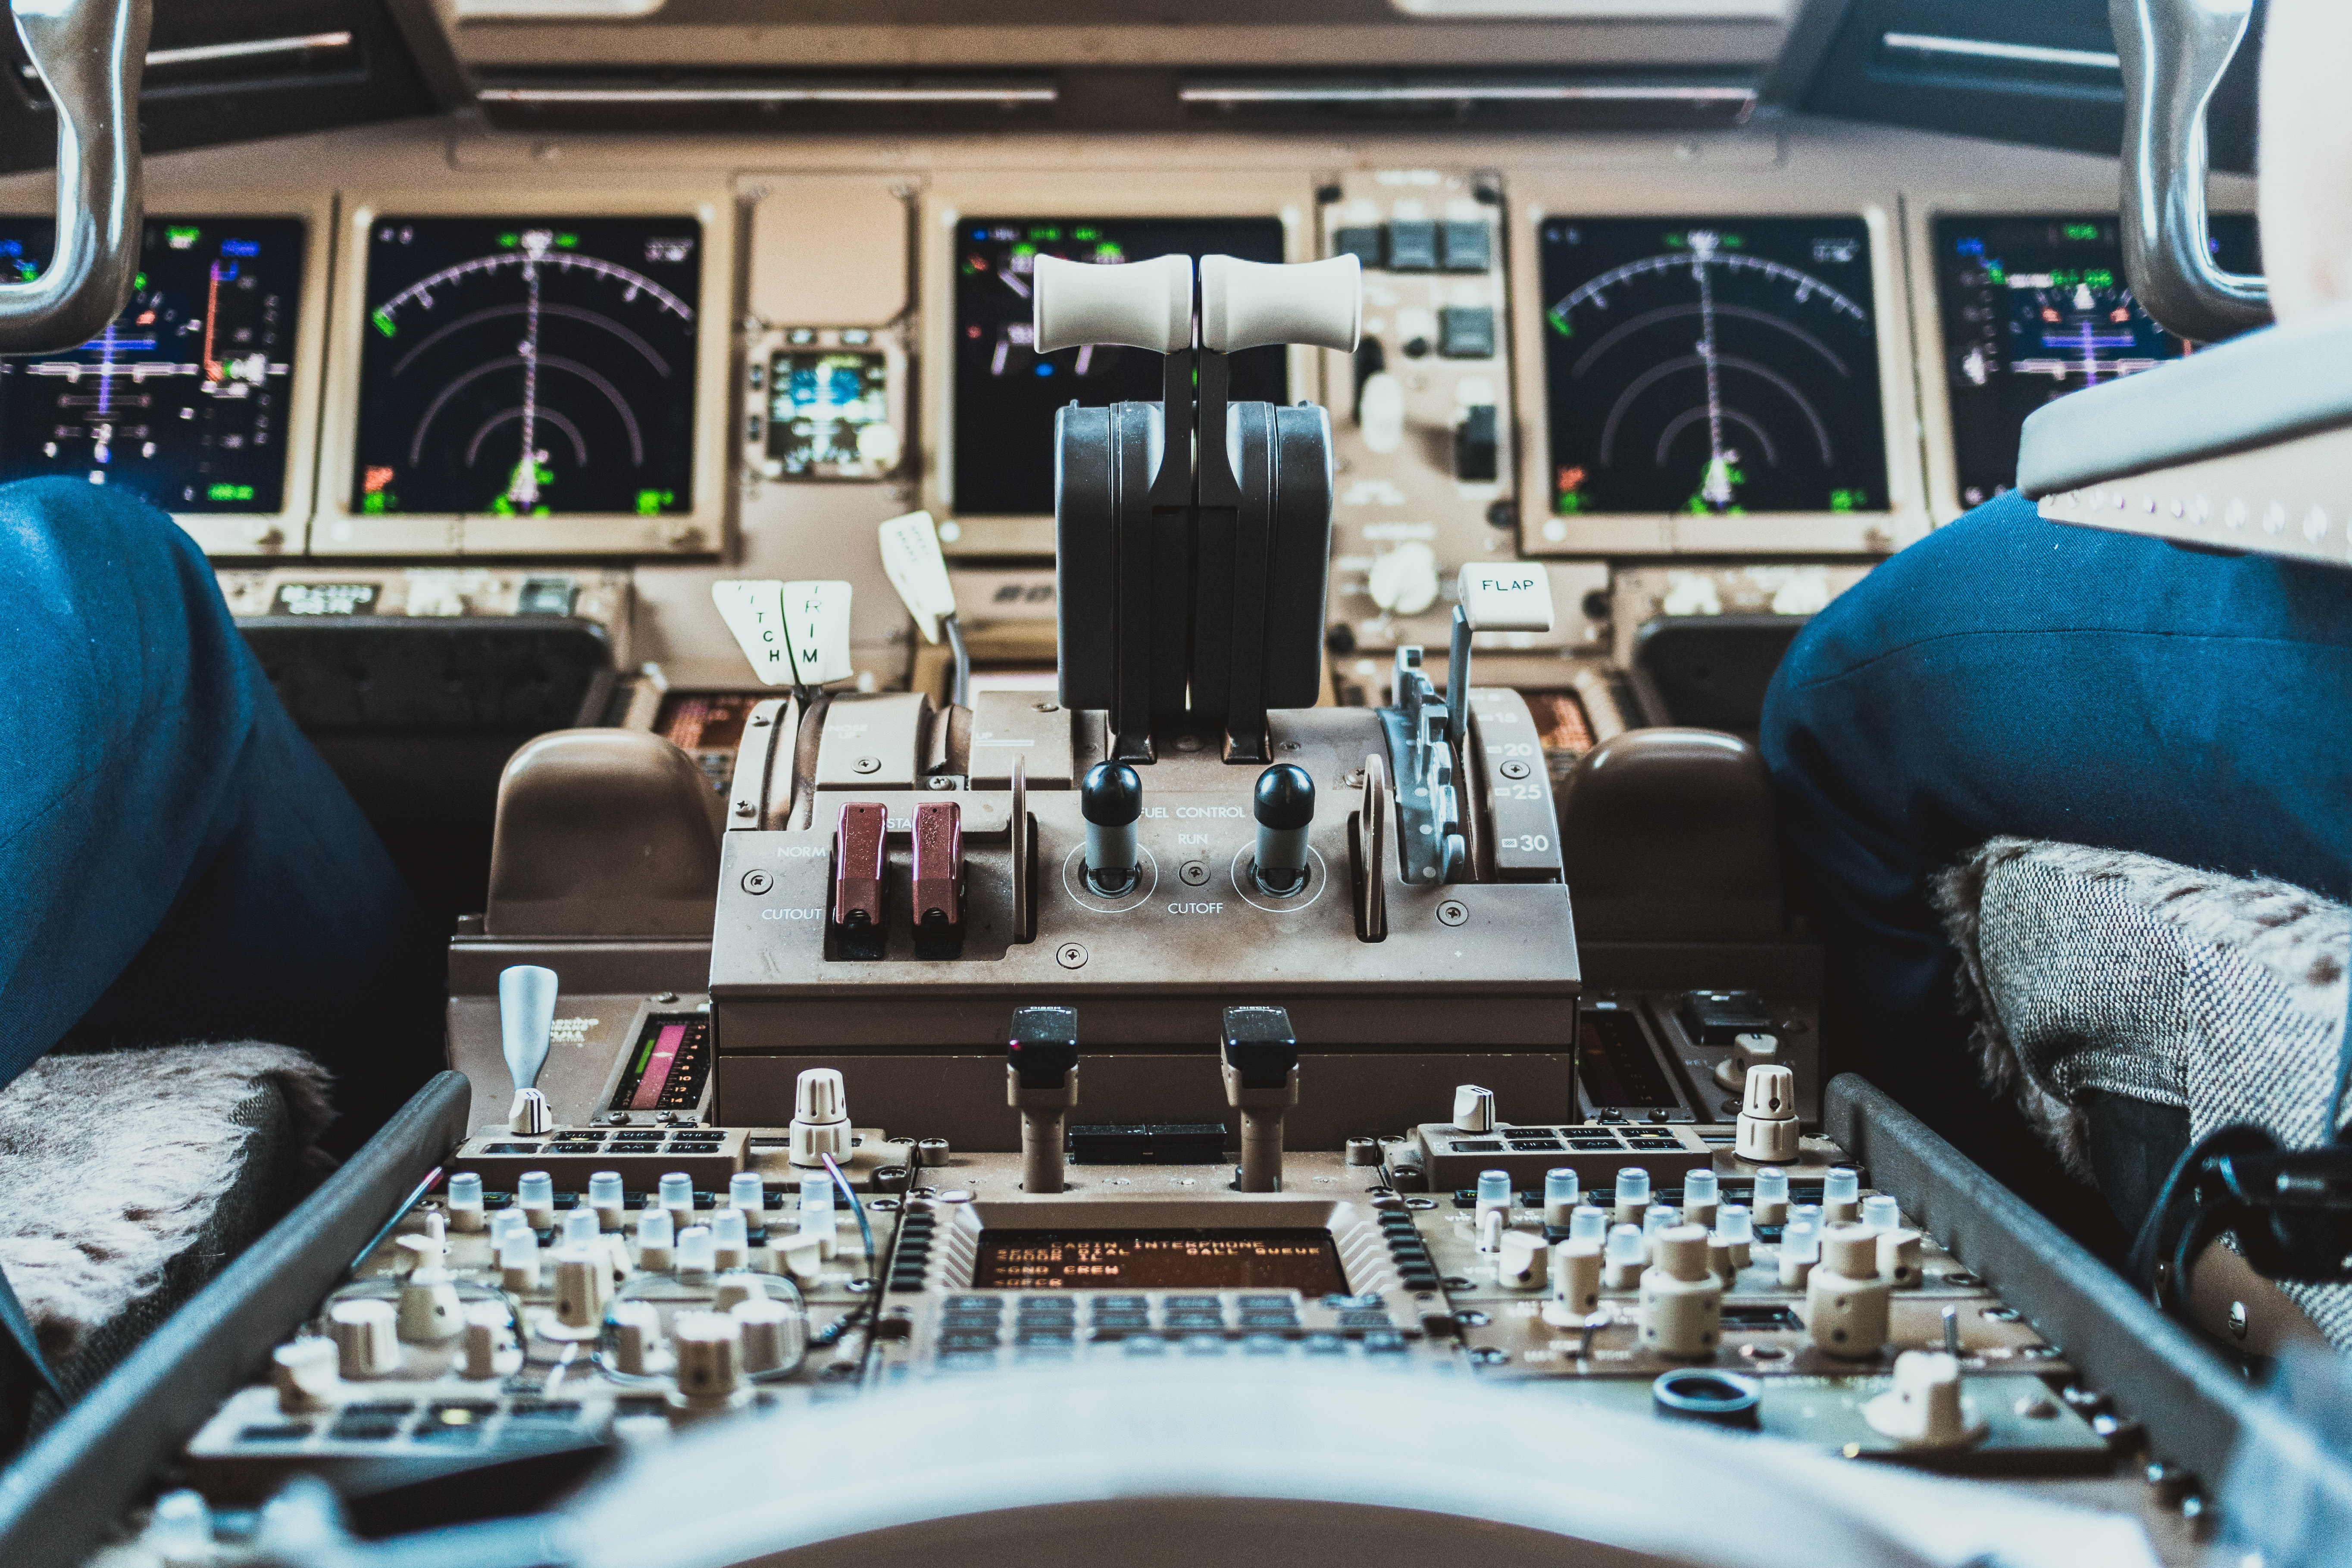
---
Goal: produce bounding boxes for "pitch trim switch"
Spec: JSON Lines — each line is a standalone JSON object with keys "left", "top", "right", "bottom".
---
{"left": 499, "top": 964, "right": 559, "bottom": 1136}
{"left": 1222, "top": 1005, "right": 1301, "bottom": 1193}
{"left": 1081, "top": 761, "right": 1143, "bottom": 896}
{"left": 1251, "top": 764, "right": 1315, "bottom": 895}
{"left": 832, "top": 801, "right": 888, "bottom": 960}
{"left": 1008, "top": 1006, "right": 1081, "bottom": 1194}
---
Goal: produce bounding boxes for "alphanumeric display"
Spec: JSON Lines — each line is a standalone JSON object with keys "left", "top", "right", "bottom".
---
{"left": 1540, "top": 217, "right": 1887, "bottom": 516}
{"left": 1934, "top": 214, "right": 2262, "bottom": 507}
{"left": 0, "top": 216, "right": 303, "bottom": 512}
{"left": 352, "top": 216, "right": 701, "bottom": 517}
{"left": 953, "top": 216, "right": 1288, "bottom": 515}
{"left": 973, "top": 1230, "right": 1348, "bottom": 1292}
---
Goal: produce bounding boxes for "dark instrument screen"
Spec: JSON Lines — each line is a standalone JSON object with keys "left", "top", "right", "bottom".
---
{"left": 973, "top": 1229, "right": 1347, "bottom": 1292}
{"left": 952, "top": 215, "right": 1287, "bottom": 516}
{"left": 0, "top": 216, "right": 303, "bottom": 513}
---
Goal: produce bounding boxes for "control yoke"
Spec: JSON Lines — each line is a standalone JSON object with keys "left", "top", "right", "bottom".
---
{"left": 2113, "top": 0, "right": 2269, "bottom": 342}
{"left": 1042, "top": 251, "right": 1361, "bottom": 764}
{"left": 0, "top": 0, "right": 147, "bottom": 354}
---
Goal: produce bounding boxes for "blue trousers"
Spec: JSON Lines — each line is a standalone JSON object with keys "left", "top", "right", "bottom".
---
{"left": 1761, "top": 491, "right": 2352, "bottom": 1220}
{"left": 0, "top": 479, "right": 444, "bottom": 1155}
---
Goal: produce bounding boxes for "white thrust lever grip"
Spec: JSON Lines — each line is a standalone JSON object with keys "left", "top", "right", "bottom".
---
{"left": 1033, "top": 252, "right": 1194, "bottom": 354}
{"left": 499, "top": 964, "right": 559, "bottom": 1093}
{"left": 1200, "top": 254, "right": 1362, "bottom": 354}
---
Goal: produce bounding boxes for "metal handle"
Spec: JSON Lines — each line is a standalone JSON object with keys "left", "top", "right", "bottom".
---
{"left": 0, "top": 0, "right": 147, "bottom": 355}
{"left": 2113, "top": 0, "right": 2270, "bottom": 343}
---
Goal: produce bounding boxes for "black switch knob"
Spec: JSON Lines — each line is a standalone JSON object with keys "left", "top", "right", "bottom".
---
{"left": 1222, "top": 1005, "right": 1300, "bottom": 1087}
{"left": 1081, "top": 761, "right": 1143, "bottom": 895}
{"left": 1008, "top": 1005, "right": 1080, "bottom": 1087}
{"left": 1252, "top": 764, "right": 1314, "bottom": 895}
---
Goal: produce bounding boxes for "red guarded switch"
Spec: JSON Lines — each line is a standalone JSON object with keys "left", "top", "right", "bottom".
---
{"left": 912, "top": 800, "right": 964, "bottom": 930}
{"left": 832, "top": 801, "right": 888, "bottom": 933}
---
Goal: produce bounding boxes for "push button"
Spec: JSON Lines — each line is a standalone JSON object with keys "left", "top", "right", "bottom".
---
{"left": 1385, "top": 221, "right": 1439, "bottom": 272}
{"left": 1438, "top": 307, "right": 1495, "bottom": 359}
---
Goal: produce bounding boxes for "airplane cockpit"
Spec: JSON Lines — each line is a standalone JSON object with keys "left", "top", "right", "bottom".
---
{"left": 1, "top": 0, "right": 2349, "bottom": 1563}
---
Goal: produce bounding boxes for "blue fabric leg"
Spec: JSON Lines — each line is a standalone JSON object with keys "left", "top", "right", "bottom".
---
{"left": 0, "top": 478, "right": 444, "bottom": 1150}
{"left": 1761, "top": 491, "right": 2352, "bottom": 1217}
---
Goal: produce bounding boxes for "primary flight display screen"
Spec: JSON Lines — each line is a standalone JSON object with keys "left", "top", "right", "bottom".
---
{"left": 0, "top": 216, "right": 303, "bottom": 512}
{"left": 952, "top": 216, "right": 1288, "bottom": 515}
{"left": 972, "top": 1229, "right": 1348, "bottom": 1293}
{"left": 1933, "top": 213, "right": 2261, "bottom": 508}
{"left": 1539, "top": 216, "right": 1888, "bottom": 517}
{"left": 352, "top": 216, "right": 701, "bottom": 518}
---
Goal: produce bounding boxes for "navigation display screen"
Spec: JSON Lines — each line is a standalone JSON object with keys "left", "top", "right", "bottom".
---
{"left": 1933, "top": 213, "right": 2261, "bottom": 508}
{"left": 972, "top": 1229, "right": 1347, "bottom": 1292}
{"left": 1539, "top": 216, "right": 1888, "bottom": 517}
{"left": 0, "top": 216, "right": 303, "bottom": 512}
{"left": 352, "top": 216, "right": 701, "bottom": 518}
{"left": 952, "top": 216, "right": 1288, "bottom": 515}
{"left": 767, "top": 347, "right": 888, "bottom": 479}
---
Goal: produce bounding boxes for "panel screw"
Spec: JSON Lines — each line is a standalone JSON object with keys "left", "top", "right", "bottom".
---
{"left": 734, "top": 801, "right": 755, "bottom": 817}
{"left": 1057, "top": 942, "right": 1088, "bottom": 969}
{"left": 928, "top": 776, "right": 957, "bottom": 790}
{"left": 1180, "top": 862, "right": 1210, "bottom": 887}
{"left": 1437, "top": 900, "right": 1469, "bottom": 926}
{"left": 853, "top": 756, "right": 882, "bottom": 774}
{"left": 741, "top": 871, "right": 773, "bottom": 895}
{"left": 652, "top": 992, "right": 678, "bottom": 1003}
{"left": 1499, "top": 760, "right": 1530, "bottom": 780}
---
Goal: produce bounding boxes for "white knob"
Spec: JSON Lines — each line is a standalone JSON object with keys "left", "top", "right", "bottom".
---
{"left": 272, "top": 1337, "right": 341, "bottom": 1413}
{"left": 1033, "top": 251, "right": 1193, "bottom": 355}
{"left": 1496, "top": 1231, "right": 1548, "bottom": 1291}
{"left": 1807, "top": 1225, "right": 1892, "bottom": 1361}
{"left": 329, "top": 1299, "right": 400, "bottom": 1379}
{"left": 776, "top": 1230, "right": 827, "bottom": 1282}
{"left": 669, "top": 1311, "right": 748, "bottom": 1415}
{"left": 1638, "top": 1225, "right": 1723, "bottom": 1359}
{"left": 711, "top": 1208, "right": 751, "bottom": 1272}
{"left": 659, "top": 1171, "right": 695, "bottom": 1232}
{"left": 1198, "top": 253, "right": 1361, "bottom": 353}
{"left": 712, "top": 1276, "right": 768, "bottom": 1315}
{"left": 508, "top": 1087, "right": 553, "bottom": 1137}
{"left": 1865, "top": 1351, "right": 1987, "bottom": 1447}
{"left": 636, "top": 1208, "right": 675, "bottom": 1273}
{"left": 447, "top": 1172, "right": 486, "bottom": 1233}
{"left": 611, "top": 1301, "right": 670, "bottom": 1376}
{"left": 1369, "top": 541, "right": 1440, "bottom": 617}
{"left": 1714, "top": 1031, "right": 1783, "bottom": 1091}
{"left": 1735, "top": 1064, "right": 1800, "bottom": 1163}
{"left": 729, "top": 1173, "right": 769, "bottom": 1230}
{"left": 1545, "top": 1239, "right": 1603, "bottom": 1321}
{"left": 589, "top": 1171, "right": 626, "bottom": 1232}
{"left": 791, "top": 1069, "right": 852, "bottom": 1168}
{"left": 854, "top": 420, "right": 903, "bottom": 471}
{"left": 462, "top": 1301, "right": 522, "bottom": 1380}
{"left": 397, "top": 1268, "right": 463, "bottom": 1344}
{"left": 498, "top": 1230, "right": 540, "bottom": 1293}
{"left": 1358, "top": 371, "right": 1404, "bottom": 454}
{"left": 1451, "top": 1083, "right": 1495, "bottom": 1133}
{"left": 146, "top": 1490, "right": 213, "bottom": 1568}
{"left": 1878, "top": 1227, "right": 1924, "bottom": 1289}
{"left": 734, "top": 1296, "right": 807, "bottom": 1375}
{"left": 392, "top": 1233, "right": 440, "bottom": 1277}
{"left": 553, "top": 1246, "right": 610, "bottom": 1330}
{"left": 518, "top": 1170, "right": 556, "bottom": 1232}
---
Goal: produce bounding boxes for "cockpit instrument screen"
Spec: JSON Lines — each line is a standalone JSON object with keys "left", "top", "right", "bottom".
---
{"left": 972, "top": 1229, "right": 1348, "bottom": 1293}
{"left": 1539, "top": 217, "right": 1887, "bottom": 517}
{"left": 768, "top": 346, "right": 888, "bottom": 479}
{"left": 352, "top": 216, "right": 701, "bottom": 518}
{"left": 952, "top": 216, "right": 1288, "bottom": 515}
{"left": 1933, "top": 213, "right": 2261, "bottom": 508}
{"left": 0, "top": 216, "right": 302, "bottom": 512}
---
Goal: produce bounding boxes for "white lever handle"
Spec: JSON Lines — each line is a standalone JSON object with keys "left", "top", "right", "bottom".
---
{"left": 1033, "top": 251, "right": 1194, "bottom": 354}
{"left": 499, "top": 964, "right": 558, "bottom": 1094}
{"left": 1199, "top": 254, "right": 1361, "bottom": 354}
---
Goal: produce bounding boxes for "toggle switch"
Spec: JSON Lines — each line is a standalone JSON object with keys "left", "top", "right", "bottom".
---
{"left": 499, "top": 965, "right": 558, "bottom": 1136}
{"left": 832, "top": 801, "right": 888, "bottom": 959}
{"left": 1452, "top": 403, "right": 1499, "bottom": 482}
{"left": 1081, "top": 761, "right": 1143, "bottom": 896}
{"left": 790, "top": 1067, "right": 851, "bottom": 1168}
{"left": 912, "top": 799, "right": 965, "bottom": 954}
{"left": 1221, "top": 1005, "right": 1301, "bottom": 1193}
{"left": 1008, "top": 1005, "right": 1081, "bottom": 1195}
{"left": 1251, "top": 764, "right": 1315, "bottom": 895}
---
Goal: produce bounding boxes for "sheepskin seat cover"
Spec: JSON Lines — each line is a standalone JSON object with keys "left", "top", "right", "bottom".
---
{"left": 1934, "top": 837, "right": 2351, "bottom": 1349}
{"left": 0, "top": 1042, "right": 332, "bottom": 1407}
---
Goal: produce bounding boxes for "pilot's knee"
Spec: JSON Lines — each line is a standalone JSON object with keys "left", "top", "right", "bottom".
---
{"left": 0, "top": 475, "right": 208, "bottom": 587}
